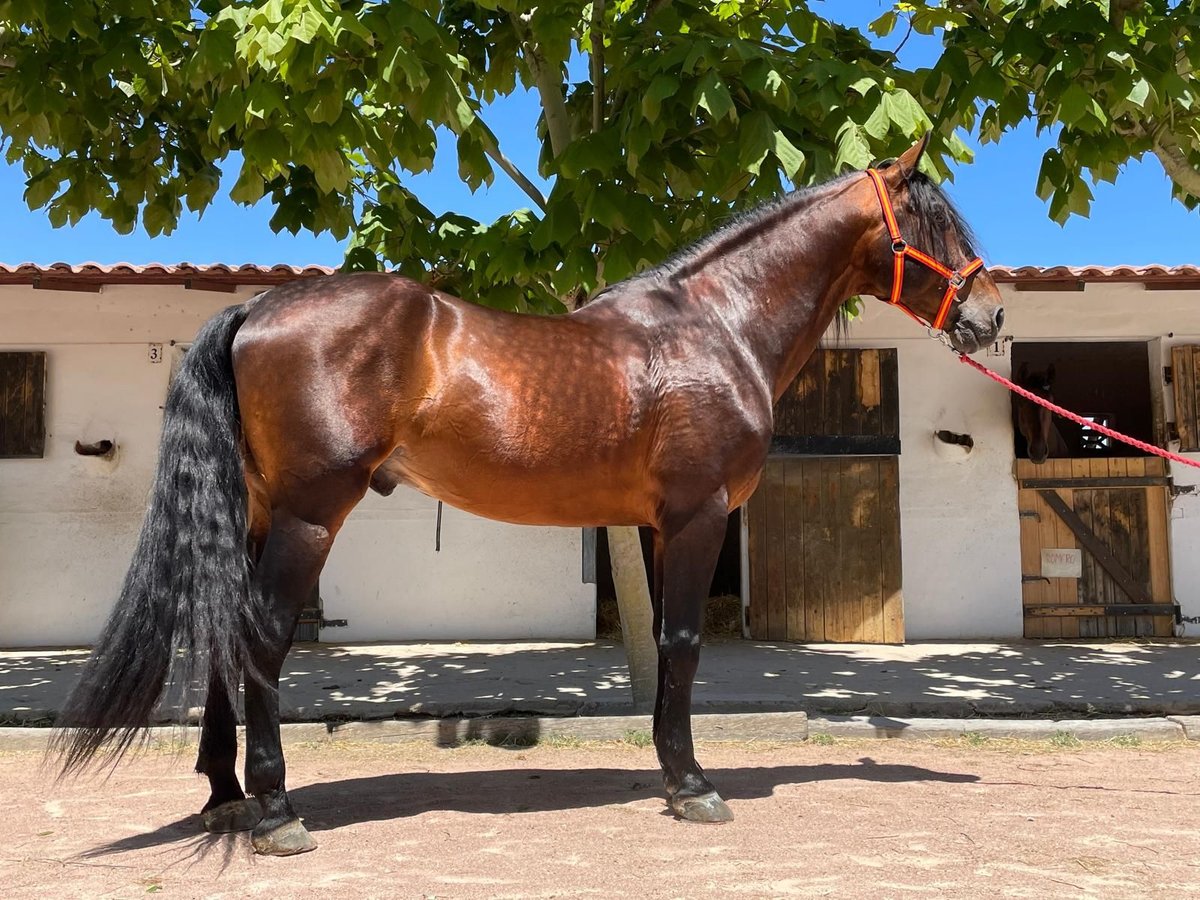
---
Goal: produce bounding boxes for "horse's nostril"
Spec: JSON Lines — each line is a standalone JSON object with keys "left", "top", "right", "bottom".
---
{"left": 993, "top": 307, "right": 1005, "bottom": 331}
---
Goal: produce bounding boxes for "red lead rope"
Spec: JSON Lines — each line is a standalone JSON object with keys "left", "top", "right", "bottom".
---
{"left": 957, "top": 353, "right": 1200, "bottom": 470}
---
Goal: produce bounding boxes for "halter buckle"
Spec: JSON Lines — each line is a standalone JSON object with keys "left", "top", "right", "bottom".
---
{"left": 948, "top": 271, "right": 967, "bottom": 291}
{"left": 891, "top": 239, "right": 907, "bottom": 254}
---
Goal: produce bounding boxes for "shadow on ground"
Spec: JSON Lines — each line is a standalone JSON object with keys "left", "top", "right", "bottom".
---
{"left": 5, "top": 639, "right": 1199, "bottom": 723}
{"left": 77, "top": 758, "right": 982, "bottom": 860}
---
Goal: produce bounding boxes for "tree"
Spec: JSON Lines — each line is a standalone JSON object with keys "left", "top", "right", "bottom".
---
{"left": 0, "top": 1, "right": 957, "bottom": 310}
{"left": 883, "top": 0, "right": 1200, "bottom": 219}
{"left": 1, "top": 0, "right": 1198, "bottom": 706}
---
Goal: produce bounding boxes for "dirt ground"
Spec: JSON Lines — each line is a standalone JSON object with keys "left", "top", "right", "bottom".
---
{"left": 2, "top": 737, "right": 1198, "bottom": 899}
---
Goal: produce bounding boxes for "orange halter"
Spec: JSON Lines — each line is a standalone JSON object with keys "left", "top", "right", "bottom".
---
{"left": 865, "top": 168, "right": 984, "bottom": 331}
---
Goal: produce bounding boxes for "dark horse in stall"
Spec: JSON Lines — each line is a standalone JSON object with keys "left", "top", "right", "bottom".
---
{"left": 1014, "top": 362, "right": 1070, "bottom": 463}
{"left": 53, "top": 136, "right": 1003, "bottom": 855}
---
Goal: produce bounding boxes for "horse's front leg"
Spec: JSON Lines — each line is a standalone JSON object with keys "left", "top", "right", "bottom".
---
{"left": 655, "top": 495, "right": 733, "bottom": 823}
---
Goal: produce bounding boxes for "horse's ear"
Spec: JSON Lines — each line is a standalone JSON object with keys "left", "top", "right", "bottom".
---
{"left": 893, "top": 132, "right": 931, "bottom": 177}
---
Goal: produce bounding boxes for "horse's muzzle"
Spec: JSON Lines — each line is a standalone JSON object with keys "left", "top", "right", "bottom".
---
{"left": 950, "top": 304, "right": 1004, "bottom": 355}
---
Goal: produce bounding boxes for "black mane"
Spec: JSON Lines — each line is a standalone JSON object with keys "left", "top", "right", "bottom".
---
{"left": 601, "top": 166, "right": 979, "bottom": 299}
{"left": 901, "top": 169, "right": 979, "bottom": 263}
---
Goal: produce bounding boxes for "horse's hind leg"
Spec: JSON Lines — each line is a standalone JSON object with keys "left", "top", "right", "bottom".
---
{"left": 654, "top": 496, "right": 733, "bottom": 823}
{"left": 196, "top": 476, "right": 271, "bottom": 833}
{"left": 243, "top": 469, "right": 370, "bottom": 856}
{"left": 196, "top": 674, "right": 261, "bottom": 833}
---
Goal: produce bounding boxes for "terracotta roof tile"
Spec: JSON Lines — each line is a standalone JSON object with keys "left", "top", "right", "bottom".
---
{"left": 990, "top": 264, "right": 1200, "bottom": 282}
{"left": 1, "top": 262, "right": 1198, "bottom": 287}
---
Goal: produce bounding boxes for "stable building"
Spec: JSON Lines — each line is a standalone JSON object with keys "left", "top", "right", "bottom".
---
{"left": 1, "top": 262, "right": 1198, "bottom": 648}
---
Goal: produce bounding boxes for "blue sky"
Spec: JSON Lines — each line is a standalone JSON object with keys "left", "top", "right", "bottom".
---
{"left": 0, "top": 2, "right": 1195, "bottom": 269}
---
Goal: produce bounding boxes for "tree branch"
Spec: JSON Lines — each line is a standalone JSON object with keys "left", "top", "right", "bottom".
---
{"left": 642, "top": 0, "right": 670, "bottom": 27}
{"left": 513, "top": 13, "right": 573, "bottom": 158}
{"left": 1150, "top": 127, "right": 1200, "bottom": 198}
{"left": 888, "top": 14, "right": 915, "bottom": 62}
{"left": 1110, "top": 0, "right": 1145, "bottom": 31}
{"left": 590, "top": 0, "right": 606, "bottom": 134}
{"left": 476, "top": 125, "right": 548, "bottom": 211}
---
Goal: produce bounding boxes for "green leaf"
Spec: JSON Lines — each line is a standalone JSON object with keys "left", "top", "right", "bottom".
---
{"left": 737, "top": 110, "right": 773, "bottom": 175}
{"left": 142, "top": 200, "right": 175, "bottom": 237}
{"left": 884, "top": 90, "right": 925, "bottom": 137}
{"left": 1057, "top": 83, "right": 1091, "bottom": 126}
{"left": 869, "top": 11, "right": 897, "bottom": 38}
{"left": 1127, "top": 78, "right": 1151, "bottom": 109}
{"left": 24, "top": 173, "right": 59, "bottom": 209}
{"left": 848, "top": 77, "right": 878, "bottom": 97}
{"left": 230, "top": 161, "right": 267, "bottom": 205}
{"left": 641, "top": 74, "right": 679, "bottom": 122}
{"left": 309, "top": 80, "right": 344, "bottom": 125}
{"left": 1036, "top": 150, "right": 1066, "bottom": 202}
{"left": 694, "top": 70, "right": 736, "bottom": 123}
{"left": 344, "top": 245, "right": 381, "bottom": 271}
{"left": 184, "top": 167, "right": 221, "bottom": 213}
{"left": 310, "top": 150, "right": 350, "bottom": 194}
{"left": 772, "top": 130, "right": 806, "bottom": 180}
{"left": 835, "top": 121, "right": 872, "bottom": 172}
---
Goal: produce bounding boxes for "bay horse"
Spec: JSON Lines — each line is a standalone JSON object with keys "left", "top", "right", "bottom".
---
{"left": 1014, "top": 362, "right": 1069, "bottom": 463}
{"left": 53, "top": 135, "right": 1003, "bottom": 855}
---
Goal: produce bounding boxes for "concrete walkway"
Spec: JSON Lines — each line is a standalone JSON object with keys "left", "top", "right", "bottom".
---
{"left": 3, "top": 638, "right": 1199, "bottom": 724}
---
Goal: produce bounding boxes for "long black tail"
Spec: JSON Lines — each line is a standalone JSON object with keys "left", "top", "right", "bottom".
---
{"left": 52, "top": 301, "right": 261, "bottom": 774}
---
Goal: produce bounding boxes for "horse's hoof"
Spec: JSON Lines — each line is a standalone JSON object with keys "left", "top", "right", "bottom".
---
{"left": 670, "top": 791, "right": 734, "bottom": 823}
{"left": 201, "top": 799, "right": 262, "bottom": 834}
{"left": 250, "top": 819, "right": 318, "bottom": 856}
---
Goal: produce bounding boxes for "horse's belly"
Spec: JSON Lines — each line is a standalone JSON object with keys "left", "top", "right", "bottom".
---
{"left": 378, "top": 446, "right": 651, "bottom": 527}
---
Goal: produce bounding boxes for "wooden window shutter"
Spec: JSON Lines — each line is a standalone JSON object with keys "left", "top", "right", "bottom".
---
{"left": 0, "top": 351, "right": 47, "bottom": 458}
{"left": 1171, "top": 345, "right": 1200, "bottom": 452}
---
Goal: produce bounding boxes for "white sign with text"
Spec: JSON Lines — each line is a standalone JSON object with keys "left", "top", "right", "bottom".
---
{"left": 1041, "top": 548, "right": 1082, "bottom": 579}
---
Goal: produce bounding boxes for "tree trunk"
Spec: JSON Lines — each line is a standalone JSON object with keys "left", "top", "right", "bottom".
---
{"left": 607, "top": 525, "right": 658, "bottom": 713}
{"left": 520, "top": 14, "right": 659, "bottom": 710}
{"left": 1151, "top": 129, "right": 1200, "bottom": 200}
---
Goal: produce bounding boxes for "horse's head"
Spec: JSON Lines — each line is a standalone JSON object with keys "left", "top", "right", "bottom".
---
{"left": 858, "top": 135, "right": 1004, "bottom": 355}
{"left": 1015, "top": 362, "right": 1057, "bottom": 464}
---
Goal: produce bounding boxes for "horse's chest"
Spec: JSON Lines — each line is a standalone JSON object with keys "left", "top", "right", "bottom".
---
{"left": 651, "top": 381, "right": 772, "bottom": 471}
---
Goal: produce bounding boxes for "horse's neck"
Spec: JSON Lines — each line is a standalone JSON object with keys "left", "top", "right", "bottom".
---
{"left": 674, "top": 179, "right": 869, "bottom": 401}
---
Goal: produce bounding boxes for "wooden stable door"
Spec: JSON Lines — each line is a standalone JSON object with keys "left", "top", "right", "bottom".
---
{"left": 1018, "top": 457, "right": 1175, "bottom": 638}
{"left": 747, "top": 456, "right": 903, "bottom": 642}
{"left": 746, "top": 348, "right": 904, "bottom": 643}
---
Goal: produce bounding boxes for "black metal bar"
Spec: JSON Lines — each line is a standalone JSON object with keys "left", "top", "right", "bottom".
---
{"left": 1037, "top": 490, "right": 1153, "bottom": 604}
{"left": 770, "top": 434, "right": 901, "bottom": 456}
{"left": 581, "top": 527, "right": 597, "bottom": 583}
{"left": 435, "top": 500, "right": 443, "bottom": 551}
{"left": 1024, "top": 603, "right": 1179, "bottom": 618}
{"left": 1019, "top": 476, "right": 1170, "bottom": 489}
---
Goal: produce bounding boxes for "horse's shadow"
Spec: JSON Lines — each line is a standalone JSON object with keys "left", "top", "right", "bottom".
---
{"left": 78, "top": 758, "right": 979, "bottom": 860}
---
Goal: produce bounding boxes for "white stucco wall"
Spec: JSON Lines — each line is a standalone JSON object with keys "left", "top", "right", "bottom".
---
{"left": 2, "top": 277, "right": 1197, "bottom": 647}
{"left": 0, "top": 284, "right": 594, "bottom": 647}
{"left": 847, "top": 282, "right": 1200, "bottom": 638}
